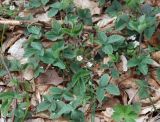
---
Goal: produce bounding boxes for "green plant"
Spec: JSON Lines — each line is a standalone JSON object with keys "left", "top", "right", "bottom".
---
{"left": 96, "top": 74, "right": 120, "bottom": 102}
{"left": 128, "top": 55, "right": 153, "bottom": 75}
{"left": 112, "top": 104, "right": 141, "bottom": 122}
{"left": 96, "top": 31, "right": 125, "bottom": 57}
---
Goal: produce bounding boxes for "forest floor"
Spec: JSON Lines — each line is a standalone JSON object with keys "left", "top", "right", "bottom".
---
{"left": 0, "top": 0, "right": 160, "bottom": 122}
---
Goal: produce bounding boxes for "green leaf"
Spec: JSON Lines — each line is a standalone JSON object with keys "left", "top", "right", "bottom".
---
{"left": 51, "top": 104, "right": 73, "bottom": 119}
{"left": 102, "top": 44, "right": 113, "bottom": 54}
{"left": 77, "top": 9, "right": 92, "bottom": 25}
{"left": 97, "top": 31, "right": 108, "bottom": 44}
{"left": 71, "top": 110, "right": 85, "bottom": 121}
{"left": 136, "top": 80, "right": 149, "bottom": 99}
{"left": 61, "top": 0, "right": 72, "bottom": 9}
{"left": 144, "top": 26, "right": 156, "bottom": 39}
{"left": 37, "top": 101, "right": 50, "bottom": 112}
{"left": 106, "top": 84, "right": 120, "bottom": 95}
{"left": 1, "top": 99, "right": 13, "bottom": 117}
{"left": 27, "top": 26, "right": 41, "bottom": 35}
{"left": 96, "top": 87, "right": 105, "bottom": 102}
{"left": 108, "top": 35, "right": 125, "bottom": 44}
{"left": 28, "top": 0, "right": 41, "bottom": 8}
{"left": 48, "top": 8, "right": 59, "bottom": 17}
{"left": 140, "top": 55, "right": 153, "bottom": 64}
{"left": 0, "top": 69, "right": 7, "bottom": 77}
{"left": 49, "top": 102, "right": 57, "bottom": 112}
{"left": 99, "top": 74, "right": 110, "bottom": 87}
{"left": 41, "top": 0, "right": 49, "bottom": 5}
{"left": 54, "top": 60, "right": 66, "bottom": 69}
{"left": 0, "top": 92, "right": 15, "bottom": 99}
{"left": 106, "top": 0, "right": 122, "bottom": 16}
{"left": 127, "top": 58, "right": 139, "bottom": 67}
{"left": 112, "top": 104, "right": 138, "bottom": 122}
{"left": 111, "top": 69, "right": 119, "bottom": 78}
{"left": 50, "top": 87, "right": 64, "bottom": 95}
{"left": 31, "top": 41, "right": 43, "bottom": 50}
{"left": 9, "top": 59, "right": 21, "bottom": 71}
{"left": 115, "top": 14, "right": 129, "bottom": 30}
{"left": 98, "top": 0, "right": 105, "bottom": 6}
{"left": 68, "top": 69, "right": 90, "bottom": 89}
{"left": 45, "top": 21, "right": 63, "bottom": 41}
{"left": 34, "top": 66, "right": 44, "bottom": 78}
{"left": 138, "top": 64, "right": 148, "bottom": 75}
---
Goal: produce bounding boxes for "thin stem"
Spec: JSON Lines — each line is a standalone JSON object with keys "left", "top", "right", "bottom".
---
{"left": 138, "top": 32, "right": 142, "bottom": 54}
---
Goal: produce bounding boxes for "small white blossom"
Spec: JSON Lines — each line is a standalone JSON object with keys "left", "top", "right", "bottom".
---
{"left": 127, "top": 35, "right": 136, "bottom": 41}
{"left": 133, "top": 41, "right": 140, "bottom": 48}
{"left": 9, "top": 5, "right": 15, "bottom": 10}
{"left": 76, "top": 55, "right": 83, "bottom": 61}
{"left": 86, "top": 62, "right": 93, "bottom": 68}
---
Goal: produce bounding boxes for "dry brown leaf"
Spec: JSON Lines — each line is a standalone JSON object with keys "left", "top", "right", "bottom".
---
{"left": 97, "top": 16, "right": 117, "bottom": 31}
{"left": 74, "top": 0, "right": 101, "bottom": 15}
{"left": 25, "top": 118, "right": 44, "bottom": 122}
{"left": 145, "top": 0, "right": 160, "bottom": 6}
{"left": 2, "top": 33, "right": 22, "bottom": 53}
{"left": 7, "top": 37, "right": 28, "bottom": 64}
{"left": 125, "top": 89, "right": 140, "bottom": 104}
{"left": 136, "top": 116, "right": 148, "bottom": 122}
{"left": 22, "top": 68, "right": 34, "bottom": 81}
{"left": 146, "top": 29, "right": 160, "bottom": 47}
{"left": 120, "top": 55, "right": 128, "bottom": 72}
{"left": 8, "top": 37, "right": 26, "bottom": 60}
{"left": 33, "top": 12, "right": 51, "bottom": 23}
{"left": 140, "top": 100, "right": 160, "bottom": 114}
{"left": 36, "top": 69, "right": 63, "bottom": 85}
{"left": 151, "top": 70, "right": 160, "bottom": 83}
{"left": 152, "top": 51, "right": 160, "bottom": 63}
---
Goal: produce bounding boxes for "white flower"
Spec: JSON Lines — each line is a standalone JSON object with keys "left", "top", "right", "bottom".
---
{"left": 76, "top": 55, "right": 83, "bottom": 61}
{"left": 9, "top": 5, "right": 15, "bottom": 10}
{"left": 86, "top": 62, "right": 93, "bottom": 67}
{"left": 127, "top": 35, "right": 136, "bottom": 40}
{"left": 133, "top": 41, "right": 140, "bottom": 48}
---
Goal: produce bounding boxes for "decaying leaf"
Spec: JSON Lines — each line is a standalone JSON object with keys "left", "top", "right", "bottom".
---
{"left": 97, "top": 16, "right": 117, "bottom": 30}
{"left": 74, "top": 0, "right": 101, "bottom": 15}
{"left": 36, "top": 69, "right": 63, "bottom": 86}
{"left": 152, "top": 51, "right": 160, "bottom": 63}
{"left": 22, "top": 68, "right": 34, "bottom": 81}
{"left": 120, "top": 55, "right": 128, "bottom": 72}
{"left": 7, "top": 37, "right": 28, "bottom": 64}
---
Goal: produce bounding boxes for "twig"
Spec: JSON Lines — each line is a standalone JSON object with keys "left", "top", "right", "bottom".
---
{"left": 0, "top": 18, "right": 42, "bottom": 26}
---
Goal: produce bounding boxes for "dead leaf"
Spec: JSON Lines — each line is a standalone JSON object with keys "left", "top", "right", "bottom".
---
{"left": 120, "top": 55, "right": 128, "bottom": 72}
{"left": 136, "top": 116, "right": 148, "bottom": 122}
{"left": 74, "top": 0, "right": 101, "bottom": 15}
{"left": 125, "top": 89, "right": 140, "bottom": 104}
{"left": 25, "top": 118, "right": 44, "bottom": 122}
{"left": 33, "top": 12, "right": 51, "bottom": 23}
{"left": 102, "top": 107, "right": 114, "bottom": 118}
{"left": 97, "top": 16, "right": 117, "bottom": 31}
{"left": 7, "top": 37, "right": 28, "bottom": 64}
{"left": 2, "top": 33, "right": 22, "bottom": 53}
{"left": 36, "top": 69, "right": 63, "bottom": 86}
{"left": 22, "top": 68, "right": 34, "bottom": 81}
{"left": 152, "top": 51, "right": 160, "bottom": 63}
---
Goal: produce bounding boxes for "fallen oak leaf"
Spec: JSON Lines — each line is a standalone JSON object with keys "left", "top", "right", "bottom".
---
{"left": 36, "top": 69, "right": 63, "bottom": 86}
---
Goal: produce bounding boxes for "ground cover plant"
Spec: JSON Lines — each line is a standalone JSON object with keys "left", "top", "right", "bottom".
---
{"left": 0, "top": 0, "right": 160, "bottom": 122}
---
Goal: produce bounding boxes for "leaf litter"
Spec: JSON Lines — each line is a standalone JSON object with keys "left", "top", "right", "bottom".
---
{"left": 0, "top": 0, "right": 160, "bottom": 122}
